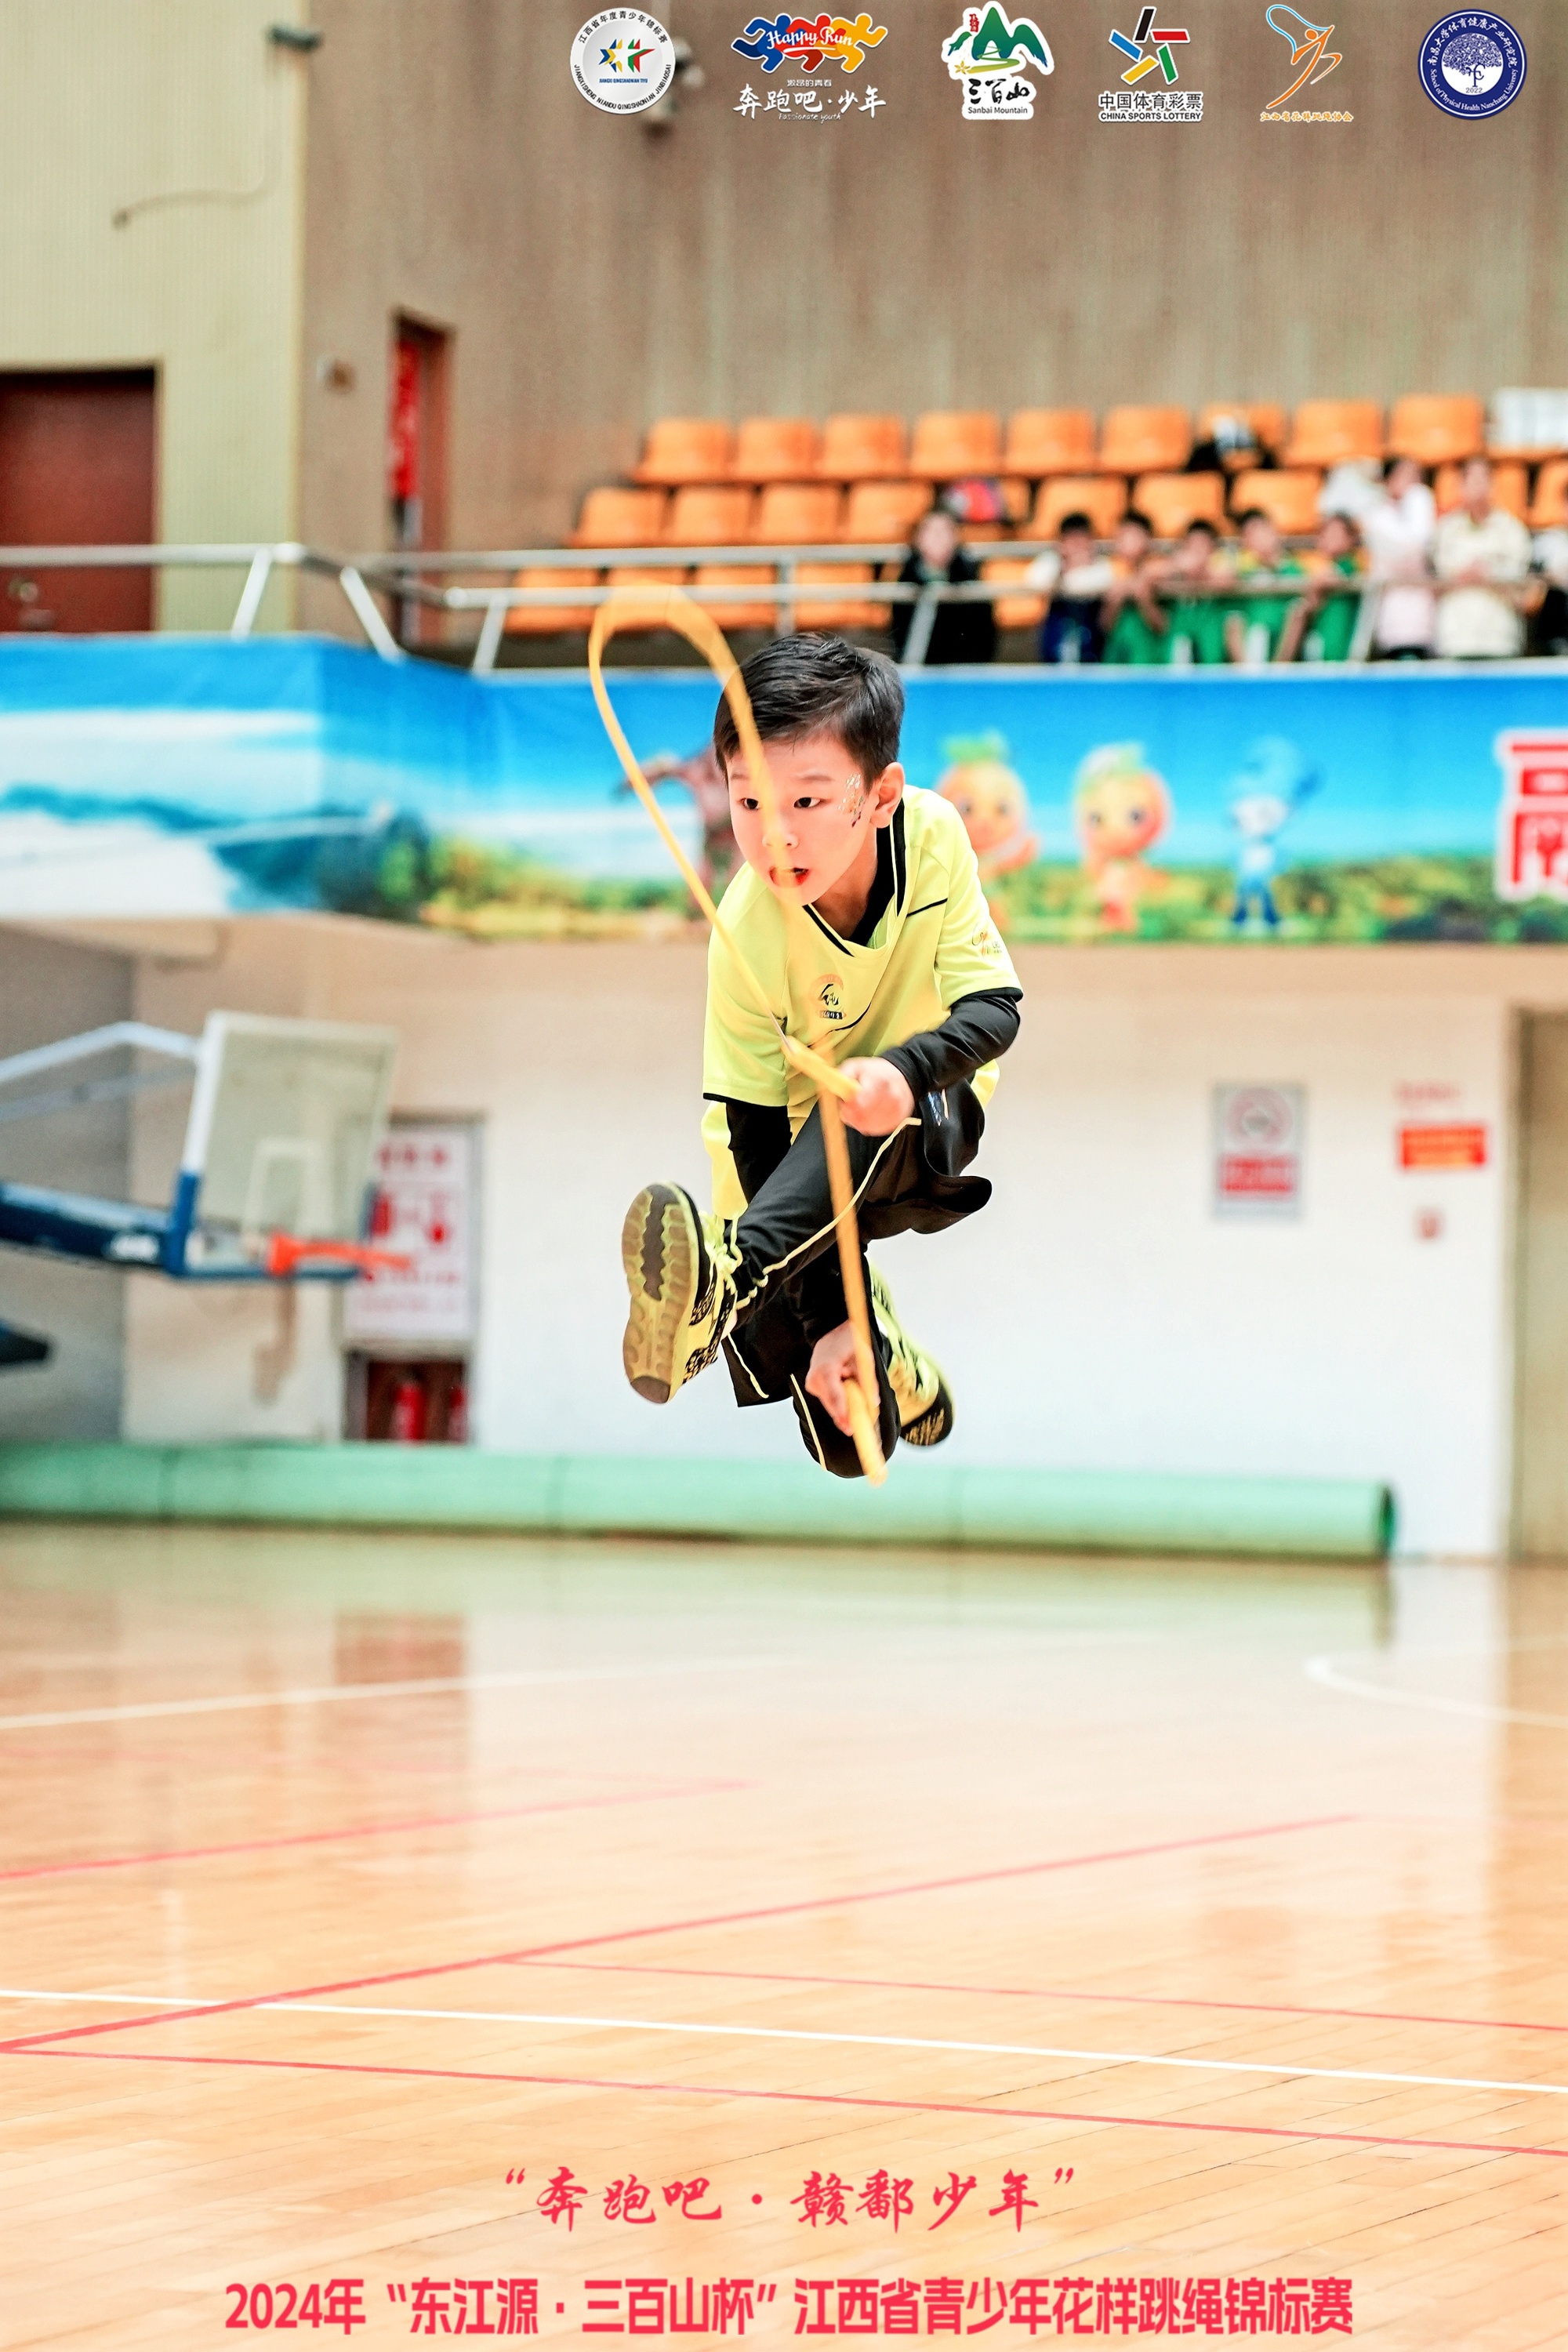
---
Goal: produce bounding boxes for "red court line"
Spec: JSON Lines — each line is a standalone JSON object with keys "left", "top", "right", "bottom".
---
{"left": 504, "top": 1958, "right": 1568, "bottom": 2042}
{"left": 13, "top": 2045, "right": 1566, "bottom": 2164}
{"left": 0, "top": 1812, "right": 1353, "bottom": 2057}
{"left": 0, "top": 1779, "right": 746, "bottom": 1883}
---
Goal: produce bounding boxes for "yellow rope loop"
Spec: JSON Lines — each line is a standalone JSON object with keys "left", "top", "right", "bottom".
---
{"left": 588, "top": 586, "right": 887, "bottom": 1486}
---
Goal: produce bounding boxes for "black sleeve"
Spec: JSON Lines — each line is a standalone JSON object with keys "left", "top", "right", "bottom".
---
{"left": 717, "top": 1098, "right": 793, "bottom": 1203}
{"left": 879, "top": 987, "right": 1022, "bottom": 1099}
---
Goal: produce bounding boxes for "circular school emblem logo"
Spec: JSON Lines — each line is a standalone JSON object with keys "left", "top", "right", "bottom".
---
{"left": 1417, "top": 11, "right": 1525, "bottom": 118}
{"left": 571, "top": 10, "right": 676, "bottom": 113}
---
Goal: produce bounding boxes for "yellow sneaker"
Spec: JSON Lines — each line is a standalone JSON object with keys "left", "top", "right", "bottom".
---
{"left": 869, "top": 1263, "right": 954, "bottom": 1446}
{"left": 621, "top": 1182, "right": 739, "bottom": 1405}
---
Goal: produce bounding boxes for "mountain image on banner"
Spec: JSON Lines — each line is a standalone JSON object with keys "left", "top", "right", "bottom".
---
{"left": 943, "top": 5, "right": 1052, "bottom": 74}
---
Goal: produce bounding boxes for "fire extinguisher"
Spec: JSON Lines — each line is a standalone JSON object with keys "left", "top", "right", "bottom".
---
{"left": 390, "top": 1374, "right": 427, "bottom": 1443}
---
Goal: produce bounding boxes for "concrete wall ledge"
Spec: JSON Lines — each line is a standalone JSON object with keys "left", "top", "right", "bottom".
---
{"left": 0, "top": 1444, "right": 1394, "bottom": 1561}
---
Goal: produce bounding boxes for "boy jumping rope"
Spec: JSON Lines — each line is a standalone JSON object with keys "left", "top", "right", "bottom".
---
{"left": 620, "top": 634, "right": 1022, "bottom": 1478}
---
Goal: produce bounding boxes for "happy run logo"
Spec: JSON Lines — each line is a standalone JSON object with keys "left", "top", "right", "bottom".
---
{"left": 942, "top": 5, "right": 1054, "bottom": 121}
{"left": 1261, "top": 5, "right": 1351, "bottom": 121}
{"left": 731, "top": 12, "right": 888, "bottom": 73}
{"left": 1101, "top": 7, "right": 1201, "bottom": 121}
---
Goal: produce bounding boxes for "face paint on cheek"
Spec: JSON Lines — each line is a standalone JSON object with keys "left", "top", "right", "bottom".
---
{"left": 840, "top": 775, "right": 867, "bottom": 823}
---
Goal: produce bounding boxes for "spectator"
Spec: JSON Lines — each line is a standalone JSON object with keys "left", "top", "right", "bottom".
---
{"left": 1278, "top": 513, "right": 1364, "bottom": 663}
{"left": 1025, "top": 510, "right": 1115, "bottom": 663}
{"left": 1526, "top": 524, "right": 1568, "bottom": 658}
{"left": 889, "top": 507, "right": 996, "bottom": 666}
{"left": 1223, "top": 507, "right": 1306, "bottom": 664}
{"left": 1361, "top": 456, "right": 1436, "bottom": 659}
{"left": 1156, "top": 518, "right": 1231, "bottom": 664}
{"left": 1101, "top": 510, "right": 1168, "bottom": 665}
{"left": 1434, "top": 457, "right": 1532, "bottom": 659}
{"left": 1187, "top": 412, "right": 1272, "bottom": 481}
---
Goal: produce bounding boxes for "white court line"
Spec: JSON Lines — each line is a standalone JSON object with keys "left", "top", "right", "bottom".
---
{"left": 0, "top": 1654, "right": 776, "bottom": 1733}
{"left": 2, "top": 1987, "right": 1564, "bottom": 2101}
{"left": 1305, "top": 1653, "right": 1568, "bottom": 1730}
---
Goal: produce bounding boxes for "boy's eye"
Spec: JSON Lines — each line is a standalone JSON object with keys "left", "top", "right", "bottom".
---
{"left": 793, "top": 795, "right": 818, "bottom": 811}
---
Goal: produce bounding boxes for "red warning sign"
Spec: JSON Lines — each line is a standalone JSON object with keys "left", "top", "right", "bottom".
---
{"left": 1397, "top": 1122, "right": 1488, "bottom": 1171}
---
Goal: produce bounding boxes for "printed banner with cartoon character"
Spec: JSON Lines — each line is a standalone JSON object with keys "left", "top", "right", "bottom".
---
{"left": 2, "top": 637, "right": 1566, "bottom": 943}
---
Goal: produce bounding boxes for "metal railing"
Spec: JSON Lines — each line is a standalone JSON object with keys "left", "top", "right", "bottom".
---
{"left": 0, "top": 539, "right": 1377, "bottom": 672}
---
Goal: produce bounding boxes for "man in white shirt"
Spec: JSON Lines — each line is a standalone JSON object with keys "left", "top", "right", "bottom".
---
{"left": 1434, "top": 459, "right": 1531, "bottom": 659}
{"left": 1360, "top": 456, "right": 1436, "bottom": 657}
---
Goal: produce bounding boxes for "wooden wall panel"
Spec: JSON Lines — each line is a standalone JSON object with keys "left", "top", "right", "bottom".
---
{"left": 298, "top": 0, "right": 1567, "bottom": 551}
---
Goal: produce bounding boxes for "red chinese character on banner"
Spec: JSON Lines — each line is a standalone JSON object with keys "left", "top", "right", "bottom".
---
{"left": 924, "top": 2278, "right": 967, "bottom": 2336}
{"left": 408, "top": 2278, "right": 451, "bottom": 2335}
{"left": 1182, "top": 2277, "right": 1224, "bottom": 2334}
{"left": 965, "top": 2280, "right": 1010, "bottom": 2335}
{"left": 1006, "top": 2280, "right": 1054, "bottom": 2336}
{"left": 793, "top": 2172, "right": 851, "bottom": 2227}
{"left": 1137, "top": 2278, "right": 1183, "bottom": 2336}
{"left": 880, "top": 2279, "right": 920, "bottom": 2336}
{"left": 1268, "top": 2277, "right": 1312, "bottom": 2335}
{"left": 495, "top": 2279, "right": 539, "bottom": 2339}
{"left": 929, "top": 2172, "right": 978, "bottom": 2231}
{"left": 1309, "top": 2278, "right": 1353, "bottom": 2335}
{"left": 857, "top": 2171, "right": 915, "bottom": 2232}
{"left": 537, "top": 2167, "right": 586, "bottom": 2230}
{"left": 605, "top": 2176, "right": 657, "bottom": 2225}
{"left": 662, "top": 2177, "right": 722, "bottom": 2220}
{"left": 1226, "top": 2277, "right": 1269, "bottom": 2336}
{"left": 1094, "top": 2277, "right": 1138, "bottom": 2335}
{"left": 455, "top": 2278, "right": 498, "bottom": 2336}
{"left": 625, "top": 2278, "right": 666, "bottom": 2334}
{"left": 987, "top": 2170, "right": 1038, "bottom": 2231}
{"left": 324, "top": 2280, "right": 368, "bottom": 2335}
{"left": 794, "top": 2280, "right": 835, "bottom": 2337}
{"left": 717, "top": 2279, "right": 772, "bottom": 2336}
{"left": 837, "top": 2280, "right": 879, "bottom": 2335}
{"left": 667, "top": 2280, "right": 710, "bottom": 2333}
{"left": 583, "top": 2279, "right": 626, "bottom": 2335}
{"left": 1052, "top": 2278, "right": 1095, "bottom": 2335}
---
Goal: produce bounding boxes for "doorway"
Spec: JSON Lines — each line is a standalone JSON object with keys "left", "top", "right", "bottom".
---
{"left": 0, "top": 370, "right": 157, "bottom": 632}
{"left": 387, "top": 318, "right": 449, "bottom": 645}
{"left": 1512, "top": 1013, "right": 1568, "bottom": 1556}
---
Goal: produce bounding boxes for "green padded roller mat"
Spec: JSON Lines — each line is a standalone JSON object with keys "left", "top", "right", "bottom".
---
{"left": 0, "top": 1443, "right": 1394, "bottom": 1559}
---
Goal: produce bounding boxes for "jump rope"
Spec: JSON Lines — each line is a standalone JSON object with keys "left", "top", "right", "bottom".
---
{"left": 587, "top": 586, "right": 887, "bottom": 1484}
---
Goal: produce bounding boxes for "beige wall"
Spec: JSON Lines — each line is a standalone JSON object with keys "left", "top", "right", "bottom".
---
{"left": 87, "top": 913, "right": 1568, "bottom": 1557}
{"left": 298, "top": 0, "right": 1568, "bottom": 558}
{"left": 0, "top": 0, "right": 308, "bottom": 628}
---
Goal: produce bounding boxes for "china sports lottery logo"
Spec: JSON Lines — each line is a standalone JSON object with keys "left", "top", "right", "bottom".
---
{"left": 571, "top": 9, "right": 676, "bottom": 114}
{"left": 1418, "top": 10, "right": 1525, "bottom": 119}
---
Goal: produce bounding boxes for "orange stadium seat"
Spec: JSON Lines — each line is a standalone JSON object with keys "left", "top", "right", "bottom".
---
{"left": 1199, "top": 401, "right": 1289, "bottom": 456}
{"left": 1134, "top": 472, "right": 1228, "bottom": 539}
{"left": 1003, "top": 409, "right": 1098, "bottom": 477}
{"left": 633, "top": 418, "right": 734, "bottom": 486}
{"left": 792, "top": 564, "right": 881, "bottom": 631}
{"left": 601, "top": 564, "right": 689, "bottom": 627}
{"left": 1099, "top": 406, "right": 1192, "bottom": 475}
{"left": 1434, "top": 459, "right": 1528, "bottom": 517}
{"left": 1388, "top": 395, "right": 1485, "bottom": 467}
{"left": 731, "top": 416, "right": 821, "bottom": 483}
{"left": 1530, "top": 459, "right": 1568, "bottom": 528}
{"left": 504, "top": 566, "right": 596, "bottom": 634}
{"left": 569, "top": 486, "right": 667, "bottom": 546}
{"left": 843, "top": 480, "right": 931, "bottom": 543}
{"left": 818, "top": 413, "right": 909, "bottom": 481}
{"left": 691, "top": 566, "right": 778, "bottom": 630}
{"left": 981, "top": 558, "right": 1047, "bottom": 632}
{"left": 1285, "top": 400, "right": 1383, "bottom": 466}
{"left": 664, "top": 485, "right": 756, "bottom": 545}
{"left": 1029, "top": 476, "right": 1127, "bottom": 538}
{"left": 909, "top": 411, "right": 1004, "bottom": 479}
{"left": 1229, "top": 470, "right": 1323, "bottom": 534}
{"left": 751, "top": 483, "right": 844, "bottom": 543}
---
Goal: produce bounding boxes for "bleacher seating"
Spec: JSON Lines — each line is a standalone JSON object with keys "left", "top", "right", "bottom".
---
{"left": 504, "top": 567, "right": 594, "bottom": 636}
{"left": 843, "top": 480, "right": 931, "bottom": 542}
{"left": 1199, "top": 401, "right": 1287, "bottom": 456}
{"left": 1132, "top": 472, "right": 1226, "bottom": 539}
{"left": 1229, "top": 470, "right": 1323, "bottom": 534}
{"left": 1029, "top": 477, "right": 1127, "bottom": 538}
{"left": 1388, "top": 395, "right": 1484, "bottom": 466}
{"left": 1529, "top": 459, "right": 1568, "bottom": 528}
{"left": 732, "top": 417, "right": 821, "bottom": 483}
{"left": 1099, "top": 407, "right": 1192, "bottom": 475}
{"left": 633, "top": 419, "right": 732, "bottom": 486}
{"left": 818, "top": 414, "right": 908, "bottom": 481}
{"left": 909, "top": 412, "right": 1004, "bottom": 480}
{"left": 1004, "top": 409, "right": 1098, "bottom": 477}
{"left": 570, "top": 486, "right": 666, "bottom": 546}
{"left": 1285, "top": 401, "right": 1383, "bottom": 466}
{"left": 751, "top": 484, "right": 844, "bottom": 543}
{"left": 665, "top": 485, "right": 755, "bottom": 544}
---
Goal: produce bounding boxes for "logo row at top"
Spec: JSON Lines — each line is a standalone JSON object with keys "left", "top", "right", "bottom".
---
{"left": 571, "top": 8, "right": 1526, "bottom": 129}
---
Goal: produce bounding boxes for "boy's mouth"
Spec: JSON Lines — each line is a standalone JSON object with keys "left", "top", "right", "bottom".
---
{"left": 770, "top": 865, "right": 811, "bottom": 888}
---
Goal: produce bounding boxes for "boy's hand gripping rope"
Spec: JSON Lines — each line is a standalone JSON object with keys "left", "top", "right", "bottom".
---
{"left": 588, "top": 586, "right": 887, "bottom": 1484}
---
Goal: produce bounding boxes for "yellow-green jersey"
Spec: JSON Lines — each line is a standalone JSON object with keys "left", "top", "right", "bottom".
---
{"left": 702, "top": 789, "right": 1021, "bottom": 1216}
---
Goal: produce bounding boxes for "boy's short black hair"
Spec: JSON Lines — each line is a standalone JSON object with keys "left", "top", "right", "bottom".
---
{"left": 1184, "top": 517, "right": 1219, "bottom": 543}
{"left": 1123, "top": 509, "right": 1154, "bottom": 535}
{"left": 1058, "top": 510, "right": 1094, "bottom": 536}
{"left": 713, "top": 633, "right": 903, "bottom": 781}
{"left": 1236, "top": 507, "right": 1272, "bottom": 530}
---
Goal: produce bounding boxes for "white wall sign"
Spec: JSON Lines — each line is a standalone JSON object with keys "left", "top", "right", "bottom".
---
{"left": 1214, "top": 1084, "right": 1305, "bottom": 1218}
{"left": 342, "top": 1122, "right": 477, "bottom": 1346}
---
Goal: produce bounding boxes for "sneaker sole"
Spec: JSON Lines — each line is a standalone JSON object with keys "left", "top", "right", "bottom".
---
{"left": 902, "top": 1377, "right": 955, "bottom": 1447}
{"left": 621, "top": 1182, "right": 702, "bottom": 1405}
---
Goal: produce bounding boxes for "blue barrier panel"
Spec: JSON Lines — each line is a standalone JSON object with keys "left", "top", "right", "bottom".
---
{"left": 0, "top": 637, "right": 1565, "bottom": 942}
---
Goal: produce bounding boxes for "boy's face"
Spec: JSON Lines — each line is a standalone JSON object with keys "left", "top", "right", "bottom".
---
{"left": 1319, "top": 517, "right": 1354, "bottom": 559}
{"left": 1241, "top": 515, "right": 1281, "bottom": 563}
{"left": 914, "top": 513, "right": 960, "bottom": 568}
{"left": 725, "top": 730, "right": 904, "bottom": 908}
{"left": 1058, "top": 527, "right": 1095, "bottom": 569}
{"left": 1114, "top": 522, "right": 1149, "bottom": 564}
{"left": 1176, "top": 528, "right": 1216, "bottom": 575}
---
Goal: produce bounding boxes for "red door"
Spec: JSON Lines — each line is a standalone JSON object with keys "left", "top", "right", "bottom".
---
{"left": 0, "top": 371, "right": 157, "bottom": 633}
{"left": 387, "top": 321, "right": 449, "bottom": 646}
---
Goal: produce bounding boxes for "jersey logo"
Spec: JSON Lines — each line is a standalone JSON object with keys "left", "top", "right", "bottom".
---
{"left": 817, "top": 975, "right": 847, "bottom": 1022}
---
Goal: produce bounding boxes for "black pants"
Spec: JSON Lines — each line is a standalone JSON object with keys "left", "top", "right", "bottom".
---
{"left": 723, "top": 1084, "right": 990, "bottom": 1478}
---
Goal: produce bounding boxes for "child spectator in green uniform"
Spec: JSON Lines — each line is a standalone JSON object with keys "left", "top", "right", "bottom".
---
{"left": 1100, "top": 511, "right": 1167, "bottom": 665}
{"left": 1279, "top": 513, "right": 1364, "bottom": 663}
{"left": 1224, "top": 509, "right": 1305, "bottom": 664}
{"left": 1159, "top": 519, "right": 1231, "bottom": 665}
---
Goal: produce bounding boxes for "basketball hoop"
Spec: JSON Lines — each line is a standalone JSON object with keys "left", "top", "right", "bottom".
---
{"left": 261, "top": 1235, "right": 413, "bottom": 1280}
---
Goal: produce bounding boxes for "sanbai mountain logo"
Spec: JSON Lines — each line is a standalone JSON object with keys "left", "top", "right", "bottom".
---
{"left": 942, "top": 5, "right": 1054, "bottom": 120}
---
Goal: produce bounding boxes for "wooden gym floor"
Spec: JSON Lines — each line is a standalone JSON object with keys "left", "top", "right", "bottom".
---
{"left": 0, "top": 1525, "right": 1563, "bottom": 2349}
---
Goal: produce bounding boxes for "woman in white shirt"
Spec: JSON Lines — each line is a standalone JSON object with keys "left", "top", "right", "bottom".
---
{"left": 1359, "top": 456, "right": 1437, "bottom": 658}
